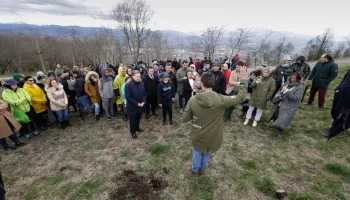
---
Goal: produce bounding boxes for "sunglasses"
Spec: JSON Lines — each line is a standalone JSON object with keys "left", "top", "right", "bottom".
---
{"left": 28, "top": 79, "right": 34, "bottom": 82}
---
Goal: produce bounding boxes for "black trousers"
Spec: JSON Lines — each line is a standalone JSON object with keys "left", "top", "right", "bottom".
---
{"left": 0, "top": 172, "right": 5, "bottom": 200}
{"left": 145, "top": 95, "right": 157, "bottom": 116}
{"left": 162, "top": 99, "right": 173, "bottom": 122}
{"left": 67, "top": 90, "right": 77, "bottom": 112}
{"left": 129, "top": 113, "right": 142, "bottom": 136}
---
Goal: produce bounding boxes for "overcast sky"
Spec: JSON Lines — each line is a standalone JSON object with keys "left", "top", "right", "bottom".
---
{"left": 0, "top": 0, "right": 348, "bottom": 37}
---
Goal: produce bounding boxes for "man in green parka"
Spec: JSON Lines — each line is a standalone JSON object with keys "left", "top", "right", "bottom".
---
{"left": 305, "top": 54, "right": 338, "bottom": 109}
{"left": 183, "top": 67, "right": 248, "bottom": 176}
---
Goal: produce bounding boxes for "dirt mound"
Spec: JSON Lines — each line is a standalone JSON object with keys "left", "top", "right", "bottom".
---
{"left": 109, "top": 170, "right": 167, "bottom": 200}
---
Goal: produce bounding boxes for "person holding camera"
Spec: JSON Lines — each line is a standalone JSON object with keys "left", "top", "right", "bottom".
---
{"left": 244, "top": 68, "right": 276, "bottom": 127}
{"left": 269, "top": 73, "right": 303, "bottom": 138}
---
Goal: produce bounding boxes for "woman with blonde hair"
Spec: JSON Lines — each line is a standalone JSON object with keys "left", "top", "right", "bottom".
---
{"left": 46, "top": 79, "right": 69, "bottom": 129}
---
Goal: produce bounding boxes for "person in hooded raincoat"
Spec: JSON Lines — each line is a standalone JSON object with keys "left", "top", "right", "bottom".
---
{"left": 269, "top": 72, "right": 304, "bottom": 138}
{"left": 113, "top": 67, "right": 127, "bottom": 115}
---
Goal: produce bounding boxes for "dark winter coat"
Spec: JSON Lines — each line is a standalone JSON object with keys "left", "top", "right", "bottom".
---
{"left": 183, "top": 79, "right": 194, "bottom": 99}
{"left": 142, "top": 75, "right": 159, "bottom": 97}
{"left": 168, "top": 71, "right": 177, "bottom": 87}
{"left": 308, "top": 59, "right": 338, "bottom": 89}
{"left": 125, "top": 80, "right": 146, "bottom": 115}
{"left": 157, "top": 81, "right": 175, "bottom": 104}
{"left": 75, "top": 75, "right": 87, "bottom": 97}
{"left": 269, "top": 82, "right": 303, "bottom": 130}
{"left": 250, "top": 76, "right": 276, "bottom": 110}
{"left": 273, "top": 64, "right": 294, "bottom": 86}
{"left": 210, "top": 70, "right": 226, "bottom": 94}
{"left": 292, "top": 62, "right": 311, "bottom": 80}
{"left": 331, "top": 70, "right": 350, "bottom": 119}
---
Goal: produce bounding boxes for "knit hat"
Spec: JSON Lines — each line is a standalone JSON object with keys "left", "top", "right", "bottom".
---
{"left": 36, "top": 71, "right": 45, "bottom": 78}
{"left": 283, "top": 54, "right": 292, "bottom": 61}
{"left": 12, "top": 73, "right": 24, "bottom": 81}
{"left": 47, "top": 71, "right": 55, "bottom": 77}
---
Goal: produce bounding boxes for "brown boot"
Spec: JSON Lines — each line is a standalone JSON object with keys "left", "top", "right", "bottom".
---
{"left": 198, "top": 170, "right": 205, "bottom": 177}
{"left": 184, "top": 166, "right": 198, "bottom": 178}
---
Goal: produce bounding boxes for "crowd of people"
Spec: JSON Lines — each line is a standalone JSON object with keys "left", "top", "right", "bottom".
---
{"left": 0, "top": 52, "right": 346, "bottom": 181}
{"left": 0, "top": 54, "right": 341, "bottom": 148}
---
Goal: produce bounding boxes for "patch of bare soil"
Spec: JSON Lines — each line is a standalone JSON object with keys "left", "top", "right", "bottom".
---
{"left": 109, "top": 170, "right": 167, "bottom": 200}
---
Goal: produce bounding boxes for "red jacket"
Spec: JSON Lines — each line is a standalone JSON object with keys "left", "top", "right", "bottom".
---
{"left": 222, "top": 69, "right": 231, "bottom": 86}
{"left": 194, "top": 61, "right": 199, "bottom": 71}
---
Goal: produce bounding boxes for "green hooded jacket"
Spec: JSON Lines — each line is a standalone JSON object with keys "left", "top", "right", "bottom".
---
{"left": 308, "top": 59, "right": 338, "bottom": 89}
{"left": 250, "top": 76, "right": 276, "bottom": 110}
{"left": 183, "top": 81, "right": 247, "bottom": 153}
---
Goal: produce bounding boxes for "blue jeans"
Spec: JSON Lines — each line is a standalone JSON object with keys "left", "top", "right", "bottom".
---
{"left": 0, "top": 133, "right": 20, "bottom": 148}
{"left": 78, "top": 95, "right": 93, "bottom": 113}
{"left": 55, "top": 108, "right": 69, "bottom": 122}
{"left": 93, "top": 102, "right": 101, "bottom": 116}
{"left": 224, "top": 90, "right": 237, "bottom": 118}
{"left": 192, "top": 146, "right": 210, "bottom": 173}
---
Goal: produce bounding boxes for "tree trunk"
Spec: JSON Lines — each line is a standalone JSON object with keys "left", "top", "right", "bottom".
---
{"left": 35, "top": 39, "right": 46, "bottom": 73}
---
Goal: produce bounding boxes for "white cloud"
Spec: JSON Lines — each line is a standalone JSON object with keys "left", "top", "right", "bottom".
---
{"left": 0, "top": 0, "right": 348, "bottom": 37}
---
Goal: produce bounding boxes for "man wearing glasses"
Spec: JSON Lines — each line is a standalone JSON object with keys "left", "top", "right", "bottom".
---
{"left": 305, "top": 54, "right": 338, "bottom": 109}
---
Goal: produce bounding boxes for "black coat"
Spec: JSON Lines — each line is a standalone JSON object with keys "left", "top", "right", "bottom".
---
{"left": 125, "top": 80, "right": 146, "bottom": 115}
{"left": 331, "top": 70, "right": 350, "bottom": 119}
{"left": 210, "top": 70, "right": 226, "bottom": 94}
{"left": 168, "top": 71, "right": 177, "bottom": 87}
{"left": 75, "top": 76, "right": 87, "bottom": 97}
{"left": 183, "top": 79, "right": 193, "bottom": 99}
{"left": 142, "top": 75, "right": 159, "bottom": 97}
{"left": 157, "top": 81, "right": 175, "bottom": 104}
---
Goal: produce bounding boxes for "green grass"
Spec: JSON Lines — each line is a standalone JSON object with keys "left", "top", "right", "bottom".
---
{"left": 1, "top": 65, "right": 350, "bottom": 200}
{"left": 289, "top": 192, "right": 315, "bottom": 200}
{"left": 190, "top": 176, "right": 215, "bottom": 200}
{"left": 254, "top": 177, "right": 277, "bottom": 197}
{"left": 149, "top": 143, "right": 170, "bottom": 156}
{"left": 324, "top": 163, "right": 350, "bottom": 180}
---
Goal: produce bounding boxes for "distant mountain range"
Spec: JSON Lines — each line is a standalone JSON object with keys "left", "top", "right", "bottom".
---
{"left": 0, "top": 23, "right": 341, "bottom": 53}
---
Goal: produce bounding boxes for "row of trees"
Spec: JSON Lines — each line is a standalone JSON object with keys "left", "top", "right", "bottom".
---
{"left": 0, "top": 0, "right": 349, "bottom": 74}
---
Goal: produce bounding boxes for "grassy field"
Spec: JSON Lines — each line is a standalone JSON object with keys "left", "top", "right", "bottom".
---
{"left": 1, "top": 66, "right": 350, "bottom": 200}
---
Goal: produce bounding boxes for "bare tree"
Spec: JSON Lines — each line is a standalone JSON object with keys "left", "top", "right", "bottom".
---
{"left": 274, "top": 37, "right": 295, "bottom": 64}
{"left": 333, "top": 43, "right": 346, "bottom": 58}
{"left": 201, "top": 26, "right": 225, "bottom": 58}
{"left": 304, "top": 28, "right": 334, "bottom": 61}
{"left": 187, "top": 36, "right": 202, "bottom": 59}
{"left": 248, "top": 30, "right": 273, "bottom": 67}
{"left": 228, "top": 28, "right": 251, "bottom": 59}
{"left": 110, "top": 0, "right": 154, "bottom": 63}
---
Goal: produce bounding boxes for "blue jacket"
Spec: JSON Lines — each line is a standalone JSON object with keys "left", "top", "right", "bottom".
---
{"left": 125, "top": 80, "right": 146, "bottom": 115}
{"left": 157, "top": 81, "right": 175, "bottom": 104}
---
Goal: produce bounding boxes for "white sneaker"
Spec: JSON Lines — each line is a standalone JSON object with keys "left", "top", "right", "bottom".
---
{"left": 252, "top": 120, "right": 258, "bottom": 127}
{"left": 243, "top": 119, "right": 249, "bottom": 125}
{"left": 180, "top": 109, "right": 184, "bottom": 114}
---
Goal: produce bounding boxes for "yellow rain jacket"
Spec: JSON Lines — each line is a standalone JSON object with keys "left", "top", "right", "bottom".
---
{"left": 23, "top": 83, "right": 48, "bottom": 113}
{"left": 113, "top": 67, "right": 127, "bottom": 105}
